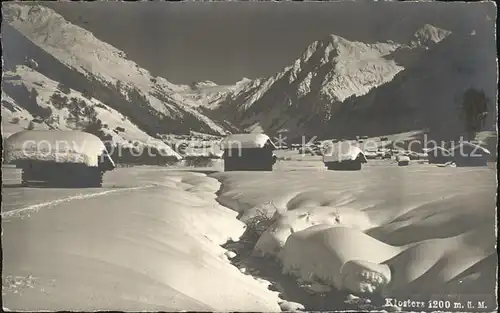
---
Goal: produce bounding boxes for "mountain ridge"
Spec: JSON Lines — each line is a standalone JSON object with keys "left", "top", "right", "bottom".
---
{"left": 2, "top": 3, "right": 227, "bottom": 140}
{"left": 209, "top": 22, "right": 495, "bottom": 140}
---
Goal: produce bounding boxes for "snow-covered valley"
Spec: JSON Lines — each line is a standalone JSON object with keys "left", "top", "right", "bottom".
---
{"left": 2, "top": 159, "right": 497, "bottom": 311}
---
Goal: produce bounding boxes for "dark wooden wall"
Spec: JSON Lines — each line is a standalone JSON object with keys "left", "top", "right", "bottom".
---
{"left": 223, "top": 146, "right": 274, "bottom": 171}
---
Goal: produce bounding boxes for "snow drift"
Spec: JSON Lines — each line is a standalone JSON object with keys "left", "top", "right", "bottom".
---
{"left": 214, "top": 162, "right": 496, "bottom": 299}
{"left": 280, "top": 225, "right": 398, "bottom": 294}
{"left": 2, "top": 168, "right": 281, "bottom": 311}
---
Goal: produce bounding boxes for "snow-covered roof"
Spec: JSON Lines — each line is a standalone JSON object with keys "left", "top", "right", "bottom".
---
{"left": 450, "top": 142, "right": 491, "bottom": 155}
{"left": 322, "top": 142, "right": 367, "bottom": 163}
{"left": 4, "top": 130, "right": 109, "bottom": 167}
{"left": 220, "top": 133, "right": 277, "bottom": 150}
{"left": 396, "top": 155, "right": 410, "bottom": 162}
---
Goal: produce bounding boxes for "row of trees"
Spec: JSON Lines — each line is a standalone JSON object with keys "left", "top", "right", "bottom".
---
{"left": 48, "top": 81, "right": 182, "bottom": 166}
{"left": 82, "top": 118, "right": 180, "bottom": 166}
{"left": 49, "top": 90, "right": 99, "bottom": 130}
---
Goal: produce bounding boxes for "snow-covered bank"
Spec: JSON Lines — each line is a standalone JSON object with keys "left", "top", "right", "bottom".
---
{"left": 212, "top": 162, "right": 496, "bottom": 304}
{"left": 2, "top": 168, "right": 281, "bottom": 311}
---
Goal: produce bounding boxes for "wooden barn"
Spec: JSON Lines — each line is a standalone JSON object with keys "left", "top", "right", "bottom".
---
{"left": 426, "top": 146, "right": 453, "bottom": 164}
{"left": 322, "top": 141, "right": 367, "bottom": 171}
{"left": 450, "top": 142, "right": 491, "bottom": 167}
{"left": 220, "top": 133, "right": 277, "bottom": 171}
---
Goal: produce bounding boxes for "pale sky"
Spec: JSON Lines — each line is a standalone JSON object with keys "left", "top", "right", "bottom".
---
{"left": 44, "top": 1, "right": 495, "bottom": 85}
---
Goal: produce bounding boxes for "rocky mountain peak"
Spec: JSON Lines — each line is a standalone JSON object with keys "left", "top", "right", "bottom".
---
{"left": 411, "top": 24, "right": 452, "bottom": 46}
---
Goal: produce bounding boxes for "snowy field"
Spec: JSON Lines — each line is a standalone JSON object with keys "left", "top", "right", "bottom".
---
{"left": 2, "top": 158, "right": 497, "bottom": 311}
{"left": 2, "top": 166, "right": 281, "bottom": 311}
{"left": 214, "top": 161, "right": 496, "bottom": 298}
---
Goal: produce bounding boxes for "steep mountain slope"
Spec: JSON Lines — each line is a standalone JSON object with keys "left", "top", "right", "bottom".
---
{"left": 2, "top": 3, "right": 226, "bottom": 139}
{"left": 213, "top": 32, "right": 413, "bottom": 136}
{"left": 2, "top": 65, "right": 181, "bottom": 159}
{"left": 327, "top": 24, "right": 497, "bottom": 139}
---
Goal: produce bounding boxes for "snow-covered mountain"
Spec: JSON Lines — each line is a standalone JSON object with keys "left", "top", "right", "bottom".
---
{"left": 410, "top": 23, "right": 452, "bottom": 47}
{"left": 210, "top": 30, "right": 418, "bottom": 135}
{"left": 2, "top": 3, "right": 227, "bottom": 145}
{"left": 190, "top": 80, "right": 219, "bottom": 90}
{"left": 212, "top": 23, "right": 495, "bottom": 140}
{"left": 178, "top": 78, "right": 253, "bottom": 110}
{"left": 326, "top": 23, "right": 497, "bottom": 140}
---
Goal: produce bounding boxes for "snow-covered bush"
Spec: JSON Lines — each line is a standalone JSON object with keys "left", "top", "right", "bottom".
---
{"left": 247, "top": 208, "right": 274, "bottom": 235}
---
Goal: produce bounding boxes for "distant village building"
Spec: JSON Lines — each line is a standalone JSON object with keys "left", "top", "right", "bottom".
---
{"left": 364, "top": 150, "right": 378, "bottom": 159}
{"left": 322, "top": 141, "right": 367, "bottom": 171}
{"left": 450, "top": 142, "right": 491, "bottom": 167}
{"left": 220, "top": 133, "right": 277, "bottom": 171}
{"left": 396, "top": 154, "right": 410, "bottom": 166}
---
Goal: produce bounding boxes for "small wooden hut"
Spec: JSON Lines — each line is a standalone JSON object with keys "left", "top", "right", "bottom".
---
{"left": 220, "top": 133, "right": 277, "bottom": 171}
{"left": 322, "top": 141, "right": 367, "bottom": 171}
